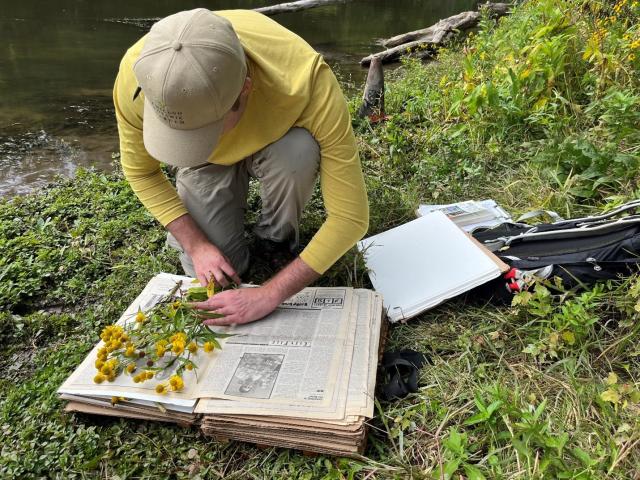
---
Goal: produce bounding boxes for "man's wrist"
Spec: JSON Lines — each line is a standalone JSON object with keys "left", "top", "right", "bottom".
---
{"left": 166, "top": 214, "right": 213, "bottom": 256}
{"left": 262, "top": 256, "right": 320, "bottom": 308}
{"left": 261, "top": 281, "right": 287, "bottom": 308}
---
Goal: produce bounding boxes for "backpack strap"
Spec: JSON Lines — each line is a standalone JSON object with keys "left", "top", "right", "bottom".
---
{"left": 516, "top": 209, "right": 564, "bottom": 223}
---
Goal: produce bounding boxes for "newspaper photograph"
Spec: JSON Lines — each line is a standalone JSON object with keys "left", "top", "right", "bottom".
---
{"left": 224, "top": 353, "right": 284, "bottom": 399}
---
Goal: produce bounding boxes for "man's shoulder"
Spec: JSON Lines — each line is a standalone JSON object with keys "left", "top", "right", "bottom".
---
{"left": 217, "top": 10, "right": 319, "bottom": 62}
{"left": 120, "top": 35, "right": 147, "bottom": 72}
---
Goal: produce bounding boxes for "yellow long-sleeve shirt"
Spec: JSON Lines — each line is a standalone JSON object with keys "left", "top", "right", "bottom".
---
{"left": 113, "top": 10, "right": 368, "bottom": 274}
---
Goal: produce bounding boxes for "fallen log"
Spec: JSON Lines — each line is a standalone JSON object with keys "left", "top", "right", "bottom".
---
{"left": 106, "top": 0, "right": 351, "bottom": 30}
{"left": 360, "top": 34, "right": 446, "bottom": 66}
{"left": 382, "top": 11, "right": 480, "bottom": 49}
{"left": 361, "top": 3, "right": 512, "bottom": 66}
{"left": 383, "top": 1, "right": 511, "bottom": 48}
{"left": 255, "top": 0, "right": 348, "bottom": 16}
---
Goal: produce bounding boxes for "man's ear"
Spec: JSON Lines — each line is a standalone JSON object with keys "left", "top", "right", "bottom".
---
{"left": 241, "top": 77, "right": 252, "bottom": 95}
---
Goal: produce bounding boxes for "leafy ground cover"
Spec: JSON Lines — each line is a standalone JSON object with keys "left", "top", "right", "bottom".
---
{"left": 2, "top": 0, "right": 640, "bottom": 477}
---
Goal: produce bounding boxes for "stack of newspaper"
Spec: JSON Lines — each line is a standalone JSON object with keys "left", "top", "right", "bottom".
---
{"left": 58, "top": 273, "right": 383, "bottom": 457}
{"left": 416, "top": 199, "right": 512, "bottom": 232}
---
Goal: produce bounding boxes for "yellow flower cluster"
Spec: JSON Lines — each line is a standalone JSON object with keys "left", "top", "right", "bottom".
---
{"left": 170, "top": 332, "right": 187, "bottom": 355}
{"left": 591, "top": 23, "right": 608, "bottom": 44}
{"left": 154, "top": 375, "right": 185, "bottom": 394}
{"left": 613, "top": 0, "right": 628, "bottom": 13}
{"left": 169, "top": 375, "right": 185, "bottom": 391}
{"left": 93, "top": 357, "right": 119, "bottom": 383}
{"left": 156, "top": 339, "right": 168, "bottom": 357}
{"left": 99, "top": 325, "right": 129, "bottom": 352}
{"left": 132, "top": 370, "right": 155, "bottom": 383}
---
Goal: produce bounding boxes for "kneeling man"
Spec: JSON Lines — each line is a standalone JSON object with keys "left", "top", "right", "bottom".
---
{"left": 113, "top": 8, "right": 369, "bottom": 325}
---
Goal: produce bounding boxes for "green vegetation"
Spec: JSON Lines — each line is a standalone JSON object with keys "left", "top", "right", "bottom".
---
{"left": 2, "top": 0, "right": 639, "bottom": 477}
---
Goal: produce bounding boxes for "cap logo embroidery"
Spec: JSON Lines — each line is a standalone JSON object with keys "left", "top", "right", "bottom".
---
{"left": 151, "top": 100, "right": 185, "bottom": 126}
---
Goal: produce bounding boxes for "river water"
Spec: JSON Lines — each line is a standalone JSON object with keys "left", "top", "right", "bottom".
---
{"left": 1, "top": 0, "right": 474, "bottom": 196}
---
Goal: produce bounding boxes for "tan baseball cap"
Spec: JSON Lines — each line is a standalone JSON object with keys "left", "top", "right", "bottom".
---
{"left": 133, "top": 9, "right": 247, "bottom": 167}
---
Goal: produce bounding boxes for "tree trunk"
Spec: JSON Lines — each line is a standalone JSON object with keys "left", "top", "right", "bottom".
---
{"left": 357, "top": 57, "right": 386, "bottom": 122}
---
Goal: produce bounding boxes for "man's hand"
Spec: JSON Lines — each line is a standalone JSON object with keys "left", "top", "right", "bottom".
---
{"left": 166, "top": 213, "right": 241, "bottom": 287}
{"left": 194, "top": 287, "right": 279, "bottom": 326}
{"left": 195, "top": 256, "right": 320, "bottom": 326}
{"left": 190, "top": 242, "right": 241, "bottom": 288}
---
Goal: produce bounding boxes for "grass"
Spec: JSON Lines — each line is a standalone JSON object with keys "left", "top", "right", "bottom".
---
{"left": 2, "top": 0, "right": 640, "bottom": 477}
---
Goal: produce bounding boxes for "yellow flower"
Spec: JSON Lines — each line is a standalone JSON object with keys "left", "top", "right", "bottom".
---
{"left": 111, "top": 396, "right": 125, "bottom": 405}
{"left": 155, "top": 384, "right": 168, "bottom": 395}
{"left": 100, "top": 364, "right": 112, "bottom": 375}
{"left": 186, "top": 364, "right": 194, "bottom": 371}
{"left": 133, "top": 374, "right": 142, "bottom": 383}
{"left": 169, "top": 375, "right": 185, "bottom": 391}
{"left": 207, "top": 277, "right": 217, "bottom": 298}
{"left": 126, "top": 364, "right": 136, "bottom": 374}
{"left": 95, "top": 359, "right": 105, "bottom": 370}
{"left": 93, "top": 373, "right": 106, "bottom": 384}
{"left": 172, "top": 342, "right": 185, "bottom": 355}
{"left": 100, "top": 325, "right": 124, "bottom": 342}
{"left": 170, "top": 332, "right": 187, "bottom": 344}
{"left": 203, "top": 341, "right": 215, "bottom": 353}
{"left": 156, "top": 340, "right": 168, "bottom": 357}
{"left": 107, "top": 373, "right": 116, "bottom": 382}
{"left": 125, "top": 345, "right": 136, "bottom": 357}
{"left": 135, "top": 310, "right": 146, "bottom": 323}
{"left": 188, "top": 342, "right": 198, "bottom": 354}
{"left": 630, "top": 54, "right": 636, "bottom": 61}
{"left": 145, "top": 371, "right": 154, "bottom": 380}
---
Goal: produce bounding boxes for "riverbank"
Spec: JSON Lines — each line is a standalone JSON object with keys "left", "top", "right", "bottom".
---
{"left": 2, "top": 0, "right": 640, "bottom": 477}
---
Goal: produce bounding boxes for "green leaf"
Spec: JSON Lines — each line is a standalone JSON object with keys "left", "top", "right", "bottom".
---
{"left": 463, "top": 464, "right": 486, "bottom": 480}
{"left": 443, "top": 459, "right": 461, "bottom": 479}
{"left": 463, "top": 412, "right": 488, "bottom": 426}
{"left": 511, "top": 438, "right": 531, "bottom": 460}
{"left": 443, "top": 429, "right": 464, "bottom": 455}
{"left": 600, "top": 389, "right": 620, "bottom": 404}
{"left": 572, "top": 447, "right": 596, "bottom": 467}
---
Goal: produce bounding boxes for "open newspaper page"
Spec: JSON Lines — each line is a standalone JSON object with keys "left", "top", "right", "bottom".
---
{"left": 58, "top": 273, "right": 213, "bottom": 411}
{"left": 194, "top": 288, "right": 354, "bottom": 406}
{"left": 196, "top": 289, "right": 381, "bottom": 420}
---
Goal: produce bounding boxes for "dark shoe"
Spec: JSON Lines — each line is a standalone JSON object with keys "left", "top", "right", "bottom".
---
{"left": 252, "top": 238, "right": 296, "bottom": 273}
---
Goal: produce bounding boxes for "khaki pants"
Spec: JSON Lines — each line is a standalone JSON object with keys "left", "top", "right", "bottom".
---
{"left": 167, "top": 128, "right": 320, "bottom": 277}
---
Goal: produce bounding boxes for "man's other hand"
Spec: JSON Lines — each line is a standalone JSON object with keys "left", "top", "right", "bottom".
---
{"left": 194, "top": 287, "right": 279, "bottom": 326}
{"left": 191, "top": 242, "right": 242, "bottom": 288}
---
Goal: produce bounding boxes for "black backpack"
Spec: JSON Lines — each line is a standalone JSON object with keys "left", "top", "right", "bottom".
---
{"left": 471, "top": 200, "right": 640, "bottom": 301}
